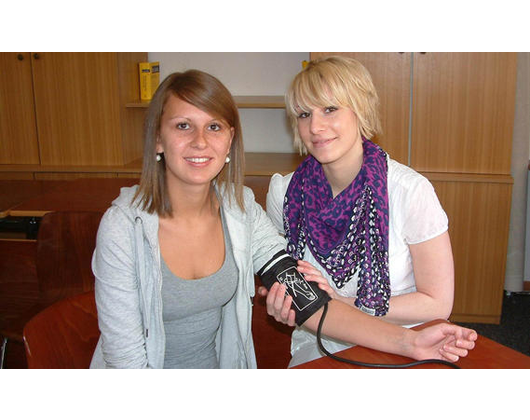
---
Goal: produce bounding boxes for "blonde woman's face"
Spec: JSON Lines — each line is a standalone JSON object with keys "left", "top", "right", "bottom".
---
{"left": 296, "top": 103, "right": 363, "bottom": 167}
{"left": 157, "top": 94, "right": 233, "bottom": 189}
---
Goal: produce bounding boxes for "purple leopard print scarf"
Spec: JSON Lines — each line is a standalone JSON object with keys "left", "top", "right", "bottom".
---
{"left": 283, "top": 139, "right": 390, "bottom": 316}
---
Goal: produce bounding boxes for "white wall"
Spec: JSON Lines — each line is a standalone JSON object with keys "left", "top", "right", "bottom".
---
{"left": 148, "top": 52, "right": 309, "bottom": 153}
{"left": 508, "top": 52, "right": 530, "bottom": 291}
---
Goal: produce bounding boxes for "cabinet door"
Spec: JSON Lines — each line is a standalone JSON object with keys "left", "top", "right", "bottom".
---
{"left": 430, "top": 177, "right": 512, "bottom": 323}
{"left": 411, "top": 52, "right": 517, "bottom": 174}
{"left": 0, "top": 52, "right": 40, "bottom": 164}
{"left": 31, "top": 53, "right": 123, "bottom": 165}
{"left": 310, "top": 52, "right": 411, "bottom": 165}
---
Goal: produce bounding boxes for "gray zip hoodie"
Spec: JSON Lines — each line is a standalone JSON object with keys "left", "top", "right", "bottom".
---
{"left": 90, "top": 184, "right": 285, "bottom": 368}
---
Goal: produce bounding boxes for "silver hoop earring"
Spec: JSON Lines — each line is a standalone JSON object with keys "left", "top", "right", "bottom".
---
{"left": 225, "top": 156, "right": 230, "bottom": 164}
{"left": 156, "top": 153, "right": 162, "bottom": 162}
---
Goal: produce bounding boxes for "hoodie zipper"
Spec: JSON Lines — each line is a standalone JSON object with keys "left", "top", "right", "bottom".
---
{"left": 134, "top": 216, "right": 151, "bottom": 339}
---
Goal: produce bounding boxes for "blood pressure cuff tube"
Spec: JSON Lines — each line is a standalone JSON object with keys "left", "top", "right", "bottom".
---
{"left": 257, "top": 250, "right": 331, "bottom": 326}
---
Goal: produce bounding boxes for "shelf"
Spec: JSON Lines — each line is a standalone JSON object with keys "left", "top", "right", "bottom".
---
{"left": 0, "top": 153, "right": 304, "bottom": 178}
{"left": 125, "top": 95, "right": 285, "bottom": 109}
{"left": 233, "top": 96, "right": 285, "bottom": 108}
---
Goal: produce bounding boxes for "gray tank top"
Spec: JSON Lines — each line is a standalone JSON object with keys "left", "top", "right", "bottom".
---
{"left": 161, "top": 211, "right": 238, "bottom": 369}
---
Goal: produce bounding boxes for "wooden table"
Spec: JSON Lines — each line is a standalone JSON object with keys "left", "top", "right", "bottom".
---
{"left": 0, "top": 180, "right": 67, "bottom": 218}
{"left": 7, "top": 178, "right": 138, "bottom": 217}
{"left": 293, "top": 321, "right": 530, "bottom": 369}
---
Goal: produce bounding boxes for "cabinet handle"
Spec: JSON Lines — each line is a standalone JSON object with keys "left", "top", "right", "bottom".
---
{"left": 17, "top": 54, "right": 24, "bottom": 61}
{"left": 419, "top": 52, "right": 427, "bottom": 54}
{"left": 33, "top": 53, "right": 41, "bottom": 60}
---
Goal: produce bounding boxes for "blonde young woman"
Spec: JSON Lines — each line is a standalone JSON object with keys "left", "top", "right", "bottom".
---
{"left": 262, "top": 56, "right": 470, "bottom": 367}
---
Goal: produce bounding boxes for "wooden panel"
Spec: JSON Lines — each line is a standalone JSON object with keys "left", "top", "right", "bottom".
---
{"left": 245, "top": 152, "right": 304, "bottom": 176}
{"left": 233, "top": 96, "right": 285, "bottom": 108}
{"left": 34, "top": 172, "right": 118, "bottom": 180}
{"left": 0, "top": 240, "right": 38, "bottom": 304}
{"left": 431, "top": 179, "right": 512, "bottom": 323}
{"left": 411, "top": 52, "right": 517, "bottom": 174}
{"left": 244, "top": 175, "right": 271, "bottom": 209}
{"left": 0, "top": 172, "right": 34, "bottom": 180}
{"left": 311, "top": 52, "right": 411, "bottom": 165}
{"left": 32, "top": 52, "right": 123, "bottom": 166}
{"left": 0, "top": 52, "right": 40, "bottom": 164}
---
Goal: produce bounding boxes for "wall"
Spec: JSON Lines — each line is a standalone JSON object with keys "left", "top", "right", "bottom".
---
{"left": 148, "top": 52, "right": 309, "bottom": 153}
{"left": 508, "top": 52, "right": 530, "bottom": 291}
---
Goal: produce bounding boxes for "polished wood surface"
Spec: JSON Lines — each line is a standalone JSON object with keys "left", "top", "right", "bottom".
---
{"left": 0, "top": 180, "right": 66, "bottom": 217}
{"left": 8, "top": 177, "right": 137, "bottom": 217}
{"left": 23, "top": 291, "right": 99, "bottom": 369}
{"left": 293, "top": 320, "right": 530, "bottom": 369}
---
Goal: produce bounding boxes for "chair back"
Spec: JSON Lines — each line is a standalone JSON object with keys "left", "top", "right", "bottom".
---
{"left": 23, "top": 291, "right": 99, "bottom": 368}
{"left": 36, "top": 211, "right": 102, "bottom": 301}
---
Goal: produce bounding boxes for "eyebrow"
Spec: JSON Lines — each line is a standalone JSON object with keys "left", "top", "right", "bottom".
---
{"left": 165, "top": 115, "right": 190, "bottom": 121}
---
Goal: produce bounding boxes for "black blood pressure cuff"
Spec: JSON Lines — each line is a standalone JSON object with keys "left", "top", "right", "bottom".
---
{"left": 257, "top": 250, "right": 331, "bottom": 326}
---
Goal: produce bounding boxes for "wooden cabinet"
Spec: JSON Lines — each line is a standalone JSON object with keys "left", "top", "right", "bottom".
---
{"left": 411, "top": 52, "right": 516, "bottom": 174}
{"left": 0, "top": 53, "right": 40, "bottom": 164}
{"left": 428, "top": 174, "right": 513, "bottom": 323}
{"left": 0, "top": 52, "right": 147, "bottom": 168}
{"left": 311, "top": 52, "right": 517, "bottom": 323}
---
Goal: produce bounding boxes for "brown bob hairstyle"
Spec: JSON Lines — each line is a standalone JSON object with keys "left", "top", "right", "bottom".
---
{"left": 133, "top": 69, "right": 245, "bottom": 215}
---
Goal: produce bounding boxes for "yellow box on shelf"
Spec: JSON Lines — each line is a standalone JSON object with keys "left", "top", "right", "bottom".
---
{"left": 138, "top": 62, "right": 160, "bottom": 101}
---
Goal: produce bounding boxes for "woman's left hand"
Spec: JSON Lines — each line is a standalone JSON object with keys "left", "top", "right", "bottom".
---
{"left": 296, "top": 260, "right": 341, "bottom": 300}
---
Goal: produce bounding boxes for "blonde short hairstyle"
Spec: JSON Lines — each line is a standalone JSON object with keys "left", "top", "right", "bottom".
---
{"left": 285, "top": 56, "right": 382, "bottom": 154}
{"left": 134, "top": 70, "right": 245, "bottom": 215}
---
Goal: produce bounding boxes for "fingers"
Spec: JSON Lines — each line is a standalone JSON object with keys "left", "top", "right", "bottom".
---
{"left": 440, "top": 342, "right": 469, "bottom": 359}
{"left": 442, "top": 324, "right": 478, "bottom": 350}
{"left": 297, "top": 261, "right": 323, "bottom": 279}
{"left": 257, "top": 286, "right": 268, "bottom": 297}
{"left": 297, "top": 261, "right": 328, "bottom": 287}
{"left": 266, "top": 282, "right": 295, "bottom": 326}
{"left": 436, "top": 324, "right": 477, "bottom": 363}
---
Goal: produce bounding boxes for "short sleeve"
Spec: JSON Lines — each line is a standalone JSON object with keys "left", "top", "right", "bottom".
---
{"left": 389, "top": 161, "right": 448, "bottom": 245}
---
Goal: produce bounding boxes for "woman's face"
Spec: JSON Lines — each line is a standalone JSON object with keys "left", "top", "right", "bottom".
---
{"left": 296, "top": 104, "right": 363, "bottom": 168}
{"left": 156, "top": 94, "right": 234, "bottom": 189}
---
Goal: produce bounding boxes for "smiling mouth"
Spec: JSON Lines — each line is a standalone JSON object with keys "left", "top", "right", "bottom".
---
{"left": 312, "top": 137, "right": 336, "bottom": 148}
{"left": 185, "top": 157, "right": 211, "bottom": 163}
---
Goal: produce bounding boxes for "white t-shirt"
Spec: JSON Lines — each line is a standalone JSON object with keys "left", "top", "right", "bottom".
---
{"left": 266, "top": 157, "right": 449, "bottom": 366}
